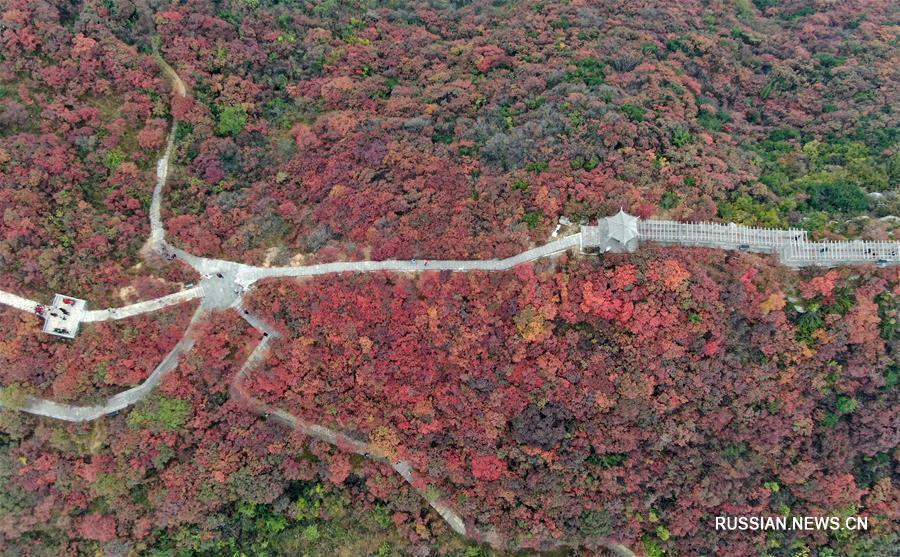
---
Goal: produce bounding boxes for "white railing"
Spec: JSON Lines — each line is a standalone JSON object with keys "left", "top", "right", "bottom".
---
{"left": 638, "top": 219, "right": 806, "bottom": 251}
{"left": 780, "top": 239, "right": 898, "bottom": 265}
{"left": 636, "top": 219, "right": 898, "bottom": 267}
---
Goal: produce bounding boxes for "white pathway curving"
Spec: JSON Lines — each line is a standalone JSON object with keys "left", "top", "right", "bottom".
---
{"left": 228, "top": 312, "right": 479, "bottom": 541}
{"left": 233, "top": 233, "right": 582, "bottom": 286}
{"left": 230, "top": 307, "right": 632, "bottom": 555}
{"left": 12, "top": 306, "right": 204, "bottom": 421}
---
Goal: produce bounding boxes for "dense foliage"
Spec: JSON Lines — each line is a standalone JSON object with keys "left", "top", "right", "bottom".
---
{"left": 0, "top": 310, "right": 502, "bottom": 556}
{"left": 0, "top": 1, "right": 898, "bottom": 556}
{"left": 2, "top": 251, "right": 895, "bottom": 555}
{"left": 242, "top": 251, "right": 898, "bottom": 555}
{"left": 0, "top": 301, "right": 196, "bottom": 404}
{"left": 0, "top": 0, "right": 198, "bottom": 303}
{"left": 151, "top": 0, "right": 898, "bottom": 263}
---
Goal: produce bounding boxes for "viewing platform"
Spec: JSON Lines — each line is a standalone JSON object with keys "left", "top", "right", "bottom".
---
{"left": 39, "top": 294, "right": 86, "bottom": 339}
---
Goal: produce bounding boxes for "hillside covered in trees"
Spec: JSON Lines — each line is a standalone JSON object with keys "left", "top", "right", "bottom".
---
{"left": 5, "top": 0, "right": 897, "bottom": 295}
{"left": 151, "top": 0, "right": 898, "bottom": 264}
{"left": 0, "top": 0, "right": 898, "bottom": 556}
{"left": 241, "top": 250, "right": 898, "bottom": 555}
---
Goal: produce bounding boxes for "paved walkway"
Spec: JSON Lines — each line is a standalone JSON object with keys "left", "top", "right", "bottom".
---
{"left": 144, "top": 123, "right": 177, "bottom": 252}
{"left": 13, "top": 306, "right": 205, "bottom": 421}
{"left": 81, "top": 286, "right": 204, "bottom": 322}
{"left": 0, "top": 290, "right": 40, "bottom": 314}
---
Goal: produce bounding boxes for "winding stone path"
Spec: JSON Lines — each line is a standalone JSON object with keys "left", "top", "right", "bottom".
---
{"left": 145, "top": 123, "right": 177, "bottom": 253}
{"left": 228, "top": 314, "right": 473, "bottom": 537}
{"left": 12, "top": 306, "right": 205, "bottom": 421}
{"left": 230, "top": 307, "right": 634, "bottom": 556}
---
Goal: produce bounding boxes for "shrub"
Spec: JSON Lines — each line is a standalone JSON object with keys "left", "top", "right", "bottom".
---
{"left": 644, "top": 537, "right": 666, "bottom": 557}
{"left": 795, "top": 305, "right": 824, "bottom": 345}
{"left": 876, "top": 292, "right": 897, "bottom": 341}
{"left": 578, "top": 510, "right": 612, "bottom": 537}
{"left": 511, "top": 402, "right": 574, "bottom": 448}
{"left": 104, "top": 149, "right": 126, "bottom": 171}
{"left": 568, "top": 57, "right": 605, "bottom": 86}
{"left": 768, "top": 127, "right": 801, "bottom": 142}
{"left": 216, "top": 105, "right": 248, "bottom": 136}
{"left": 175, "top": 121, "right": 194, "bottom": 142}
{"left": 471, "top": 454, "right": 506, "bottom": 481}
{"left": 697, "top": 108, "right": 731, "bottom": 131}
{"left": 672, "top": 127, "right": 693, "bottom": 147}
{"left": 524, "top": 96, "right": 545, "bottom": 110}
{"left": 884, "top": 363, "right": 899, "bottom": 389}
{"left": 621, "top": 104, "right": 646, "bottom": 122}
{"left": 551, "top": 16, "right": 573, "bottom": 30}
{"left": 836, "top": 396, "right": 859, "bottom": 415}
{"left": 759, "top": 74, "right": 794, "bottom": 99}
{"left": 608, "top": 54, "right": 640, "bottom": 72}
{"left": 753, "top": 0, "right": 779, "bottom": 10}
{"left": 734, "top": 0, "right": 753, "bottom": 18}
{"left": 807, "top": 182, "right": 868, "bottom": 213}
{"left": 666, "top": 36, "right": 701, "bottom": 57}
{"left": 827, "top": 287, "right": 856, "bottom": 315}
{"left": 656, "top": 525, "right": 671, "bottom": 541}
{"left": 730, "top": 27, "right": 761, "bottom": 45}
{"left": 815, "top": 52, "right": 846, "bottom": 69}
{"left": 589, "top": 452, "right": 627, "bottom": 469}
{"left": 128, "top": 395, "right": 190, "bottom": 430}
{"left": 431, "top": 129, "right": 454, "bottom": 144}
{"left": 660, "top": 190, "right": 680, "bottom": 209}
{"left": 0, "top": 383, "right": 28, "bottom": 409}
{"left": 521, "top": 211, "right": 541, "bottom": 228}
{"left": 526, "top": 160, "right": 549, "bottom": 173}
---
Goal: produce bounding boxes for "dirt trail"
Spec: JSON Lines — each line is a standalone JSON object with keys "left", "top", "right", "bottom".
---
{"left": 153, "top": 45, "right": 187, "bottom": 97}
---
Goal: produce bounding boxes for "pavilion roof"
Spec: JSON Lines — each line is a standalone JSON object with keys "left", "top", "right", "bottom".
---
{"left": 606, "top": 209, "right": 639, "bottom": 245}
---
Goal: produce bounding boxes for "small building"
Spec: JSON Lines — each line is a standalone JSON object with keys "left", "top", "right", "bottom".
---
{"left": 41, "top": 294, "right": 87, "bottom": 339}
{"left": 605, "top": 209, "right": 640, "bottom": 251}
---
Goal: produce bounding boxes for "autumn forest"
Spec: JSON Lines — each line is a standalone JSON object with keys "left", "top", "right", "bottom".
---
{"left": 0, "top": 0, "right": 897, "bottom": 556}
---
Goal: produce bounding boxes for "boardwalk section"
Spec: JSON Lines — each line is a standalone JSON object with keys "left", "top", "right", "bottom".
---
{"left": 638, "top": 219, "right": 806, "bottom": 253}
{"left": 781, "top": 239, "right": 899, "bottom": 266}
{"left": 41, "top": 295, "right": 86, "bottom": 338}
{"left": 584, "top": 213, "right": 899, "bottom": 268}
